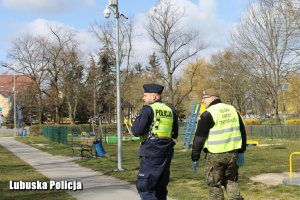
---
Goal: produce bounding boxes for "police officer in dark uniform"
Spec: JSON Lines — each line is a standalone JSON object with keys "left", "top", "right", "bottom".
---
{"left": 131, "top": 83, "right": 178, "bottom": 200}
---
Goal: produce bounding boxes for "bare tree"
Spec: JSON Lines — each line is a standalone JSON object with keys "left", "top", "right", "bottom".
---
{"left": 210, "top": 50, "right": 251, "bottom": 113}
{"left": 174, "top": 60, "right": 203, "bottom": 113}
{"left": 90, "top": 18, "right": 135, "bottom": 95}
{"left": 7, "top": 34, "right": 49, "bottom": 124}
{"left": 145, "top": 0, "right": 205, "bottom": 106}
{"left": 231, "top": 0, "right": 300, "bottom": 123}
{"left": 281, "top": 0, "right": 300, "bottom": 63}
{"left": 176, "top": 59, "right": 214, "bottom": 115}
{"left": 42, "top": 25, "right": 79, "bottom": 124}
{"left": 61, "top": 47, "right": 84, "bottom": 124}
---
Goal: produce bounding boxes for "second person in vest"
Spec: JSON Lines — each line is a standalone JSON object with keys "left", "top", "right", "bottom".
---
{"left": 131, "top": 83, "right": 178, "bottom": 200}
{"left": 191, "top": 88, "right": 247, "bottom": 200}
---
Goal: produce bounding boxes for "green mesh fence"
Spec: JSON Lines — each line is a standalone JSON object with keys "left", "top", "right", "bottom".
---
{"left": 41, "top": 125, "right": 118, "bottom": 145}
{"left": 248, "top": 125, "right": 300, "bottom": 139}
{"left": 42, "top": 126, "right": 68, "bottom": 145}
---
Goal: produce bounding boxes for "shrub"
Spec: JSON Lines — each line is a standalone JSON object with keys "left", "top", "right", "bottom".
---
{"left": 244, "top": 119, "right": 262, "bottom": 125}
{"left": 29, "top": 125, "right": 42, "bottom": 135}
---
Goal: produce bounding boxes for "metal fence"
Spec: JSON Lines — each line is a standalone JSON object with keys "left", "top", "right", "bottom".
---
{"left": 42, "top": 124, "right": 300, "bottom": 146}
{"left": 42, "top": 126, "right": 68, "bottom": 145}
{"left": 248, "top": 125, "right": 300, "bottom": 139}
{"left": 42, "top": 125, "right": 118, "bottom": 145}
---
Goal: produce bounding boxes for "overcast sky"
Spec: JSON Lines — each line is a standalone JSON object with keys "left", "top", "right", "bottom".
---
{"left": 0, "top": 0, "right": 250, "bottom": 73}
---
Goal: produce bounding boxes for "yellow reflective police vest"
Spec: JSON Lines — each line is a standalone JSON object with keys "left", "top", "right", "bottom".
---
{"left": 204, "top": 103, "right": 242, "bottom": 153}
{"left": 149, "top": 102, "right": 173, "bottom": 138}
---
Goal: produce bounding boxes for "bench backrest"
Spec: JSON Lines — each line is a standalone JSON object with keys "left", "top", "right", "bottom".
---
{"left": 80, "top": 139, "right": 94, "bottom": 146}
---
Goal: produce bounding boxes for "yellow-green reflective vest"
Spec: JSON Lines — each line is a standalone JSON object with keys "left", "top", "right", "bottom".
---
{"left": 149, "top": 102, "right": 173, "bottom": 138}
{"left": 204, "top": 103, "right": 242, "bottom": 153}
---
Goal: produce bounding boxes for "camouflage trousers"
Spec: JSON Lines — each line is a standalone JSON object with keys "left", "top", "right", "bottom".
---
{"left": 204, "top": 151, "right": 244, "bottom": 200}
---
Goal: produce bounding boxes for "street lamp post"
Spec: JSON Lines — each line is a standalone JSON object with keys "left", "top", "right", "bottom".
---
{"left": 280, "top": 83, "right": 289, "bottom": 126}
{"left": 93, "top": 79, "right": 96, "bottom": 134}
{"left": 13, "top": 66, "right": 17, "bottom": 136}
{"left": 104, "top": 0, "right": 126, "bottom": 171}
{"left": 93, "top": 79, "right": 96, "bottom": 119}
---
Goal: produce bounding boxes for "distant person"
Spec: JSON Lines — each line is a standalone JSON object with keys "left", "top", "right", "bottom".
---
{"left": 191, "top": 88, "right": 247, "bottom": 200}
{"left": 131, "top": 83, "right": 178, "bottom": 200}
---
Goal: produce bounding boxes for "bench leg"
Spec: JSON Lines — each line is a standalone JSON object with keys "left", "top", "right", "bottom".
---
{"left": 80, "top": 149, "right": 84, "bottom": 158}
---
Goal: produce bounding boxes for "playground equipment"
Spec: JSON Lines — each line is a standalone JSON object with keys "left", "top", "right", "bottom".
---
{"left": 183, "top": 103, "right": 205, "bottom": 149}
{"left": 123, "top": 117, "right": 140, "bottom": 142}
{"left": 239, "top": 113, "right": 259, "bottom": 146}
{"left": 247, "top": 139, "right": 259, "bottom": 146}
{"left": 101, "top": 116, "right": 139, "bottom": 144}
{"left": 282, "top": 152, "right": 300, "bottom": 186}
{"left": 289, "top": 152, "right": 300, "bottom": 180}
{"left": 124, "top": 118, "right": 133, "bottom": 135}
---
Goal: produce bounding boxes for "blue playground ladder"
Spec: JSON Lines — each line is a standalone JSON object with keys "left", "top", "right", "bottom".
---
{"left": 183, "top": 103, "right": 201, "bottom": 149}
{"left": 182, "top": 111, "right": 190, "bottom": 132}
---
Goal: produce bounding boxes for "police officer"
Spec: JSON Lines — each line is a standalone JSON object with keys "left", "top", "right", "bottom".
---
{"left": 131, "top": 83, "right": 178, "bottom": 200}
{"left": 191, "top": 88, "right": 247, "bottom": 200}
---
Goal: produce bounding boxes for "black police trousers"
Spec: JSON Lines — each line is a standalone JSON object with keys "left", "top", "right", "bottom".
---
{"left": 136, "top": 156, "right": 172, "bottom": 200}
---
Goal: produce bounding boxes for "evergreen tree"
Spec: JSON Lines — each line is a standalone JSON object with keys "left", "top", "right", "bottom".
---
{"left": 97, "top": 50, "right": 116, "bottom": 114}
{"left": 146, "top": 52, "right": 163, "bottom": 82}
{"left": 134, "top": 63, "right": 143, "bottom": 75}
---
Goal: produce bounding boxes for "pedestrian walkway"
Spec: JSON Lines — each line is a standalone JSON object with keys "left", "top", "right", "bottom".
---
{"left": 0, "top": 137, "right": 140, "bottom": 200}
{"left": 0, "top": 127, "right": 14, "bottom": 136}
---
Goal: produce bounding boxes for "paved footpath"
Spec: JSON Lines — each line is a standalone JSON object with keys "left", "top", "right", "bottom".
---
{"left": 0, "top": 137, "right": 142, "bottom": 200}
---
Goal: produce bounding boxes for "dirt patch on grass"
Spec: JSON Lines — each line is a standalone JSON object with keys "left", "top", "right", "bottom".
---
{"left": 257, "top": 143, "right": 282, "bottom": 147}
{"left": 250, "top": 172, "right": 300, "bottom": 185}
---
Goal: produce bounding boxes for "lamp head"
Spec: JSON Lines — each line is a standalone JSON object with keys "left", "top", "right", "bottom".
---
{"left": 120, "top": 13, "right": 128, "bottom": 20}
{"left": 104, "top": 6, "right": 111, "bottom": 19}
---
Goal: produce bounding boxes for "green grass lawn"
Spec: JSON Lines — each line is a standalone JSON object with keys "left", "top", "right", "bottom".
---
{"left": 0, "top": 144, "right": 75, "bottom": 200}
{"left": 15, "top": 135, "right": 300, "bottom": 199}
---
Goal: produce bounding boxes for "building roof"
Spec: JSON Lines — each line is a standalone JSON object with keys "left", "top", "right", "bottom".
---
{"left": 0, "top": 75, "right": 34, "bottom": 94}
{"left": 0, "top": 90, "right": 11, "bottom": 98}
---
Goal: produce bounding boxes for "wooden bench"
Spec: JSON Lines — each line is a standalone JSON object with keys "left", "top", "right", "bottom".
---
{"left": 72, "top": 139, "right": 94, "bottom": 158}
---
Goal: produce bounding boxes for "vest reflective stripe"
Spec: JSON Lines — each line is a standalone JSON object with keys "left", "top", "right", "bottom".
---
{"left": 150, "top": 102, "right": 173, "bottom": 138}
{"left": 209, "top": 126, "right": 240, "bottom": 135}
{"left": 207, "top": 135, "right": 242, "bottom": 145}
{"left": 204, "top": 103, "right": 242, "bottom": 153}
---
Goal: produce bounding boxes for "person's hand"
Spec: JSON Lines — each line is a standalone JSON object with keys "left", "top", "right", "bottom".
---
{"left": 237, "top": 153, "right": 245, "bottom": 166}
{"left": 192, "top": 161, "right": 198, "bottom": 172}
